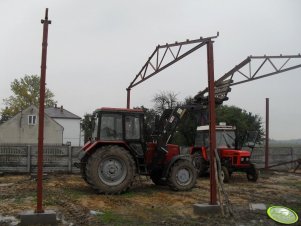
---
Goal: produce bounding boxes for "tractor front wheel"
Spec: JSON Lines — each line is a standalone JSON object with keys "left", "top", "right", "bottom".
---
{"left": 168, "top": 160, "right": 197, "bottom": 191}
{"left": 247, "top": 164, "right": 259, "bottom": 182}
{"left": 85, "top": 145, "right": 136, "bottom": 194}
{"left": 220, "top": 166, "right": 230, "bottom": 183}
{"left": 191, "top": 153, "right": 208, "bottom": 176}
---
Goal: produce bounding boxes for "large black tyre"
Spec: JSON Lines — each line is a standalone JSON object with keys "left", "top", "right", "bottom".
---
{"left": 85, "top": 145, "right": 136, "bottom": 194}
{"left": 80, "top": 160, "right": 91, "bottom": 185}
{"left": 168, "top": 159, "right": 197, "bottom": 191}
{"left": 247, "top": 164, "right": 259, "bottom": 182}
{"left": 191, "top": 153, "right": 208, "bottom": 177}
{"left": 221, "top": 166, "right": 230, "bottom": 183}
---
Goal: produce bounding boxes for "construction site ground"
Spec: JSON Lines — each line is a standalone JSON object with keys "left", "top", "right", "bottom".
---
{"left": 0, "top": 170, "right": 300, "bottom": 226}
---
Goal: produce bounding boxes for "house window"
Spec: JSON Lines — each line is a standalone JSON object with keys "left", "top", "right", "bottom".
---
{"left": 28, "top": 115, "right": 37, "bottom": 125}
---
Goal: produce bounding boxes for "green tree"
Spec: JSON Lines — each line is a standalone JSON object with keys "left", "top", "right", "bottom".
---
{"left": 81, "top": 113, "right": 95, "bottom": 143}
{"left": 0, "top": 75, "right": 56, "bottom": 122}
{"left": 216, "top": 105, "right": 264, "bottom": 145}
{"left": 138, "top": 106, "right": 158, "bottom": 142}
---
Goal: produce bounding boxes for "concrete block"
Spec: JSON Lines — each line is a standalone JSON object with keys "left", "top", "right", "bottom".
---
{"left": 19, "top": 210, "right": 57, "bottom": 226}
{"left": 249, "top": 203, "right": 266, "bottom": 211}
{"left": 193, "top": 203, "right": 222, "bottom": 215}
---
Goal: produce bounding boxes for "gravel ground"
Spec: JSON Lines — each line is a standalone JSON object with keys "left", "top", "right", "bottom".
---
{"left": 0, "top": 170, "right": 300, "bottom": 225}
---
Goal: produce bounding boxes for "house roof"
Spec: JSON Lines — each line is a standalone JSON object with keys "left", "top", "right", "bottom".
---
{"left": 45, "top": 106, "right": 81, "bottom": 119}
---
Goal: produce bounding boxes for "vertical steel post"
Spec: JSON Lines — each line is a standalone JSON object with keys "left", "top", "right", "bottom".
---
{"left": 126, "top": 88, "right": 131, "bottom": 109}
{"left": 36, "top": 8, "right": 51, "bottom": 213}
{"left": 207, "top": 40, "right": 217, "bottom": 205}
{"left": 265, "top": 98, "right": 269, "bottom": 169}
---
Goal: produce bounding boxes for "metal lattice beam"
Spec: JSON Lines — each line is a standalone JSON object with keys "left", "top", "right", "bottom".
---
{"left": 195, "top": 54, "right": 301, "bottom": 102}
{"left": 127, "top": 34, "right": 219, "bottom": 90}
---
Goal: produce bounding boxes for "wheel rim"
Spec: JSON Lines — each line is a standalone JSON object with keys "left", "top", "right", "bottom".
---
{"left": 220, "top": 170, "right": 225, "bottom": 181}
{"left": 176, "top": 168, "right": 192, "bottom": 186}
{"left": 98, "top": 157, "right": 127, "bottom": 186}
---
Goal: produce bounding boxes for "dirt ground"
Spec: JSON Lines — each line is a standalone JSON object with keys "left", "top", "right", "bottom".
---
{"left": 0, "top": 170, "right": 300, "bottom": 226}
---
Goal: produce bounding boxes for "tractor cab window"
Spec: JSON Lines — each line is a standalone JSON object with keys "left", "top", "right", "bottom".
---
{"left": 216, "top": 130, "right": 235, "bottom": 148}
{"left": 100, "top": 114, "right": 122, "bottom": 140}
{"left": 195, "top": 131, "right": 209, "bottom": 147}
{"left": 125, "top": 116, "right": 141, "bottom": 140}
{"left": 195, "top": 129, "right": 235, "bottom": 149}
{"left": 92, "top": 114, "right": 99, "bottom": 139}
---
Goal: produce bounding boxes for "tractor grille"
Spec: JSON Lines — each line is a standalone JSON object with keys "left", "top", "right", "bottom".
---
{"left": 240, "top": 157, "right": 250, "bottom": 164}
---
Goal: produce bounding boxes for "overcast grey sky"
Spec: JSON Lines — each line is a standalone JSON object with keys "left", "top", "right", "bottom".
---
{"left": 0, "top": 0, "right": 300, "bottom": 139}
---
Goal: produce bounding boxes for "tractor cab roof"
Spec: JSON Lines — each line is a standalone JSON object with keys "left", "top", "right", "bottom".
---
{"left": 94, "top": 107, "right": 144, "bottom": 114}
{"left": 197, "top": 125, "right": 236, "bottom": 131}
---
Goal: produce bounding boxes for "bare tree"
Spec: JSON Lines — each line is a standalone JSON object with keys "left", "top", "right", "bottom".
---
{"left": 152, "top": 91, "right": 179, "bottom": 114}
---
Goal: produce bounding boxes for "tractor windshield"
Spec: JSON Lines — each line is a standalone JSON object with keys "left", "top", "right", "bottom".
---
{"left": 100, "top": 113, "right": 123, "bottom": 140}
{"left": 216, "top": 130, "right": 235, "bottom": 148}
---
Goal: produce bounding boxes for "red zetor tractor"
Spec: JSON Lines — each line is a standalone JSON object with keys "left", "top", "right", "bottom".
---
{"left": 191, "top": 124, "right": 259, "bottom": 182}
{"left": 75, "top": 107, "right": 197, "bottom": 194}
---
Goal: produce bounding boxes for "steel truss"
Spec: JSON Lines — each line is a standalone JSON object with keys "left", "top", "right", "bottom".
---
{"left": 128, "top": 35, "right": 218, "bottom": 90}
{"left": 195, "top": 54, "right": 301, "bottom": 102}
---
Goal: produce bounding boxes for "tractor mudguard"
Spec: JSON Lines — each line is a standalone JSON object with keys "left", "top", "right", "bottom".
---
{"left": 161, "top": 155, "right": 192, "bottom": 180}
{"left": 78, "top": 141, "right": 130, "bottom": 162}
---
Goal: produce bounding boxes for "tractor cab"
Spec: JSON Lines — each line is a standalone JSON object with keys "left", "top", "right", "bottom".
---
{"left": 195, "top": 124, "right": 236, "bottom": 150}
{"left": 90, "top": 107, "right": 146, "bottom": 157}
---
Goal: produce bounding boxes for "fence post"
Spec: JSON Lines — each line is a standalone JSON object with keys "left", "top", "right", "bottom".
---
{"left": 27, "top": 145, "right": 31, "bottom": 173}
{"left": 291, "top": 147, "right": 294, "bottom": 169}
{"left": 68, "top": 146, "right": 72, "bottom": 173}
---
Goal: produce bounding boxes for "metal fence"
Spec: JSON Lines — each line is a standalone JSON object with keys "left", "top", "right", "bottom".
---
{"left": 0, "top": 144, "right": 300, "bottom": 173}
{"left": 251, "top": 146, "right": 301, "bottom": 170}
{"left": 0, "top": 144, "right": 81, "bottom": 173}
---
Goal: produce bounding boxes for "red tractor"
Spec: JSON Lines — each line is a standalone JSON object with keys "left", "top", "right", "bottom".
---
{"left": 75, "top": 107, "right": 197, "bottom": 194}
{"left": 190, "top": 124, "right": 259, "bottom": 182}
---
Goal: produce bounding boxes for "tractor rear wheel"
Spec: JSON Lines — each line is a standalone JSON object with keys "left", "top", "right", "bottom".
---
{"left": 168, "top": 159, "right": 197, "bottom": 191}
{"left": 247, "top": 164, "right": 259, "bottom": 182}
{"left": 80, "top": 158, "right": 91, "bottom": 185}
{"left": 85, "top": 145, "right": 136, "bottom": 194}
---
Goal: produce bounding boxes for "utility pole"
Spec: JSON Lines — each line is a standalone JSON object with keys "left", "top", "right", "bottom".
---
{"left": 36, "top": 8, "right": 51, "bottom": 213}
{"left": 20, "top": 9, "right": 56, "bottom": 225}
{"left": 265, "top": 98, "right": 269, "bottom": 169}
{"left": 207, "top": 40, "right": 217, "bottom": 205}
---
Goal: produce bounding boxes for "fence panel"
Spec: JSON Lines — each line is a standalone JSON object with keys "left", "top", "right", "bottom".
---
{"left": 251, "top": 146, "right": 301, "bottom": 170}
{"left": 0, "top": 144, "right": 300, "bottom": 173}
{"left": 0, "top": 144, "right": 81, "bottom": 173}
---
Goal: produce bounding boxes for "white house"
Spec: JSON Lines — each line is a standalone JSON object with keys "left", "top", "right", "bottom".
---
{"left": 45, "top": 105, "right": 82, "bottom": 146}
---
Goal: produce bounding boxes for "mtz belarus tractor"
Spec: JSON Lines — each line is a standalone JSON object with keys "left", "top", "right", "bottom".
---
{"left": 75, "top": 107, "right": 197, "bottom": 194}
{"left": 190, "top": 124, "right": 259, "bottom": 183}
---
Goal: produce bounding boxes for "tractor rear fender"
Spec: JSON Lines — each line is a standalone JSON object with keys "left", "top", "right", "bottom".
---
{"left": 79, "top": 141, "right": 133, "bottom": 162}
{"left": 161, "top": 155, "right": 192, "bottom": 180}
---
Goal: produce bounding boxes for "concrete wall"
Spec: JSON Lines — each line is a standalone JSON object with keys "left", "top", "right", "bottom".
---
{"left": 0, "top": 144, "right": 81, "bottom": 173}
{"left": 0, "top": 106, "right": 63, "bottom": 144}
{"left": 0, "top": 144, "right": 300, "bottom": 174}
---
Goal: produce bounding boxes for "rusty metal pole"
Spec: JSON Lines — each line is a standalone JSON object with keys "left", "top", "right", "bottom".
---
{"left": 265, "top": 98, "right": 269, "bottom": 169}
{"left": 126, "top": 88, "right": 131, "bottom": 109}
{"left": 207, "top": 40, "right": 217, "bottom": 205}
{"left": 36, "top": 8, "right": 51, "bottom": 213}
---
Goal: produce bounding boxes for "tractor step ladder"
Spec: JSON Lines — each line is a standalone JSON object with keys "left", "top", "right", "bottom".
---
{"left": 136, "top": 156, "right": 148, "bottom": 174}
